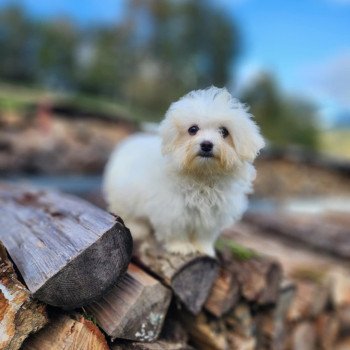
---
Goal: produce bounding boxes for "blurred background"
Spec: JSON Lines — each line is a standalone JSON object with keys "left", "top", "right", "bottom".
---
{"left": 0, "top": 0, "right": 349, "bottom": 216}
{"left": 1, "top": 1, "right": 350, "bottom": 347}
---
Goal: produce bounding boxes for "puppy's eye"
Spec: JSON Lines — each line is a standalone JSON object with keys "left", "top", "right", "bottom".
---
{"left": 188, "top": 125, "right": 199, "bottom": 135}
{"left": 219, "top": 126, "right": 229, "bottom": 138}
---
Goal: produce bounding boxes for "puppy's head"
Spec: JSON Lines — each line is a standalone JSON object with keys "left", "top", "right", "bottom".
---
{"left": 159, "top": 86, "right": 265, "bottom": 176}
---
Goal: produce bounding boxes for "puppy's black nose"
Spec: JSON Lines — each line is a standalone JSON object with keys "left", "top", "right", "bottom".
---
{"left": 200, "top": 141, "right": 213, "bottom": 152}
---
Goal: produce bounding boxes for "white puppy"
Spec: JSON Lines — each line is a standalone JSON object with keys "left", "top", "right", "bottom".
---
{"left": 103, "top": 87, "right": 264, "bottom": 256}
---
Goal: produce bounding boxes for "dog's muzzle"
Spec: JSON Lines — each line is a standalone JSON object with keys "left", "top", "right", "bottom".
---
{"left": 199, "top": 141, "right": 214, "bottom": 158}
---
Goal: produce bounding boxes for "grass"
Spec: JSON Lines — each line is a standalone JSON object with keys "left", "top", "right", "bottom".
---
{"left": 319, "top": 128, "right": 350, "bottom": 160}
{"left": 0, "top": 82, "right": 158, "bottom": 122}
{"left": 215, "top": 238, "right": 257, "bottom": 261}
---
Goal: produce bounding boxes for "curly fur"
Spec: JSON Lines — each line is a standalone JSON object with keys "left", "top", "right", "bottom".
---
{"left": 103, "top": 87, "right": 264, "bottom": 256}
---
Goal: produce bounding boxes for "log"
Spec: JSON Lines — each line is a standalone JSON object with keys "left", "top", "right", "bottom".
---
{"left": 204, "top": 266, "right": 240, "bottom": 317}
{"left": 289, "top": 321, "right": 316, "bottom": 350}
{"left": 335, "top": 338, "right": 350, "bottom": 350}
{"left": 255, "top": 280, "right": 296, "bottom": 350}
{"left": 224, "top": 221, "right": 350, "bottom": 314}
{"left": 133, "top": 240, "right": 218, "bottom": 314}
{"left": 0, "top": 242, "right": 47, "bottom": 350}
{"left": 0, "top": 183, "right": 133, "bottom": 309}
{"left": 315, "top": 313, "right": 339, "bottom": 350}
{"left": 287, "top": 280, "right": 329, "bottom": 322}
{"left": 217, "top": 238, "right": 283, "bottom": 305}
{"left": 224, "top": 302, "right": 256, "bottom": 339}
{"left": 179, "top": 312, "right": 228, "bottom": 350}
{"left": 23, "top": 313, "right": 109, "bottom": 350}
{"left": 225, "top": 333, "right": 256, "bottom": 350}
{"left": 244, "top": 212, "right": 350, "bottom": 259}
{"left": 231, "top": 257, "right": 282, "bottom": 305}
{"left": 85, "top": 263, "right": 172, "bottom": 342}
{"left": 159, "top": 305, "right": 190, "bottom": 343}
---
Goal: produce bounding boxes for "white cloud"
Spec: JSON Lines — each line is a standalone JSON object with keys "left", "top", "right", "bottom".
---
{"left": 302, "top": 51, "right": 350, "bottom": 109}
{"left": 233, "top": 62, "right": 265, "bottom": 94}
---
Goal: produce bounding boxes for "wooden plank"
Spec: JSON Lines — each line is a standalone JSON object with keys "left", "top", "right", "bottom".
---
{"left": 0, "top": 242, "right": 47, "bottom": 350}
{"left": 0, "top": 183, "right": 132, "bottom": 309}
{"left": 23, "top": 314, "right": 109, "bottom": 350}
{"left": 133, "top": 240, "right": 218, "bottom": 314}
{"left": 86, "top": 263, "right": 172, "bottom": 342}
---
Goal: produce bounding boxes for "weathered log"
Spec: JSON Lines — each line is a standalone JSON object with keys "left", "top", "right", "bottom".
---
{"left": 159, "top": 305, "right": 190, "bottom": 344}
{"left": 289, "top": 321, "right": 316, "bottom": 350}
{"left": 23, "top": 313, "right": 109, "bottom": 350}
{"left": 204, "top": 266, "right": 240, "bottom": 317}
{"left": 315, "top": 313, "right": 339, "bottom": 350}
{"left": 0, "top": 183, "right": 132, "bottom": 309}
{"left": 255, "top": 280, "right": 296, "bottom": 350}
{"left": 179, "top": 312, "right": 228, "bottom": 350}
{"left": 224, "top": 222, "right": 350, "bottom": 311}
{"left": 287, "top": 280, "right": 329, "bottom": 322}
{"left": 335, "top": 337, "right": 350, "bottom": 350}
{"left": 0, "top": 242, "right": 48, "bottom": 350}
{"left": 86, "top": 263, "right": 172, "bottom": 342}
{"left": 133, "top": 240, "right": 218, "bottom": 314}
{"left": 225, "top": 303, "right": 256, "bottom": 350}
{"left": 217, "top": 238, "right": 283, "bottom": 305}
{"left": 244, "top": 212, "right": 350, "bottom": 259}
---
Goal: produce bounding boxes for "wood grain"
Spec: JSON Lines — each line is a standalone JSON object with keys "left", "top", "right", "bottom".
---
{"left": 86, "top": 263, "right": 172, "bottom": 342}
{"left": 0, "top": 242, "right": 47, "bottom": 350}
{"left": 23, "top": 314, "right": 109, "bottom": 350}
{"left": 0, "top": 183, "right": 133, "bottom": 308}
{"left": 133, "top": 240, "right": 218, "bottom": 314}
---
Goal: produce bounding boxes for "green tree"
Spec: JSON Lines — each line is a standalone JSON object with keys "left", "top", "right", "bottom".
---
{"left": 241, "top": 73, "right": 319, "bottom": 150}
{"left": 36, "top": 19, "right": 79, "bottom": 90}
{"left": 0, "top": 5, "right": 36, "bottom": 82}
{"left": 77, "top": 0, "right": 240, "bottom": 115}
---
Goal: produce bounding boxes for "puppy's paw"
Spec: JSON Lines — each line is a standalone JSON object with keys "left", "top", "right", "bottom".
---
{"left": 127, "top": 219, "right": 151, "bottom": 241}
{"left": 195, "top": 242, "right": 216, "bottom": 257}
{"left": 163, "top": 241, "right": 198, "bottom": 255}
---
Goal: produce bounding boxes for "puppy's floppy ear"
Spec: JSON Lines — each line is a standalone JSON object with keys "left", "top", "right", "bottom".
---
{"left": 231, "top": 109, "right": 265, "bottom": 162}
{"left": 159, "top": 112, "right": 177, "bottom": 155}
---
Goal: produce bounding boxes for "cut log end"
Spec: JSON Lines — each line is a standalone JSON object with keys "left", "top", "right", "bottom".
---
{"left": 86, "top": 263, "right": 172, "bottom": 342}
{"left": 0, "top": 184, "right": 133, "bottom": 309}
{"left": 172, "top": 256, "right": 219, "bottom": 314}
{"left": 23, "top": 314, "right": 109, "bottom": 350}
{"left": 133, "top": 239, "right": 219, "bottom": 315}
{"left": 34, "top": 221, "right": 133, "bottom": 309}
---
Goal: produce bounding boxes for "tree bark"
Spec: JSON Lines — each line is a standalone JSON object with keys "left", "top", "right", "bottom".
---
{"left": 0, "top": 183, "right": 133, "bottom": 309}
{"left": 23, "top": 314, "right": 109, "bottom": 350}
{"left": 0, "top": 242, "right": 47, "bottom": 350}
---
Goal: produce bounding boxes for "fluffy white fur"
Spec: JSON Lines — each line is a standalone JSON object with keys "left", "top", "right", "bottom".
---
{"left": 103, "top": 87, "right": 264, "bottom": 256}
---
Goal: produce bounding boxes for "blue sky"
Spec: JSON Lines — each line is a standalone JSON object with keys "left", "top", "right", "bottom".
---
{"left": 1, "top": 0, "right": 349, "bottom": 125}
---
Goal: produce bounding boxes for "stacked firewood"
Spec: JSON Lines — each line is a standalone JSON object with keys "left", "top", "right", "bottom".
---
{"left": 1, "top": 183, "right": 349, "bottom": 350}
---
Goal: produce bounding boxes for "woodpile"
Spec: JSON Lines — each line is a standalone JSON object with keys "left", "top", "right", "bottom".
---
{"left": 1, "top": 183, "right": 350, "bottom": 349}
